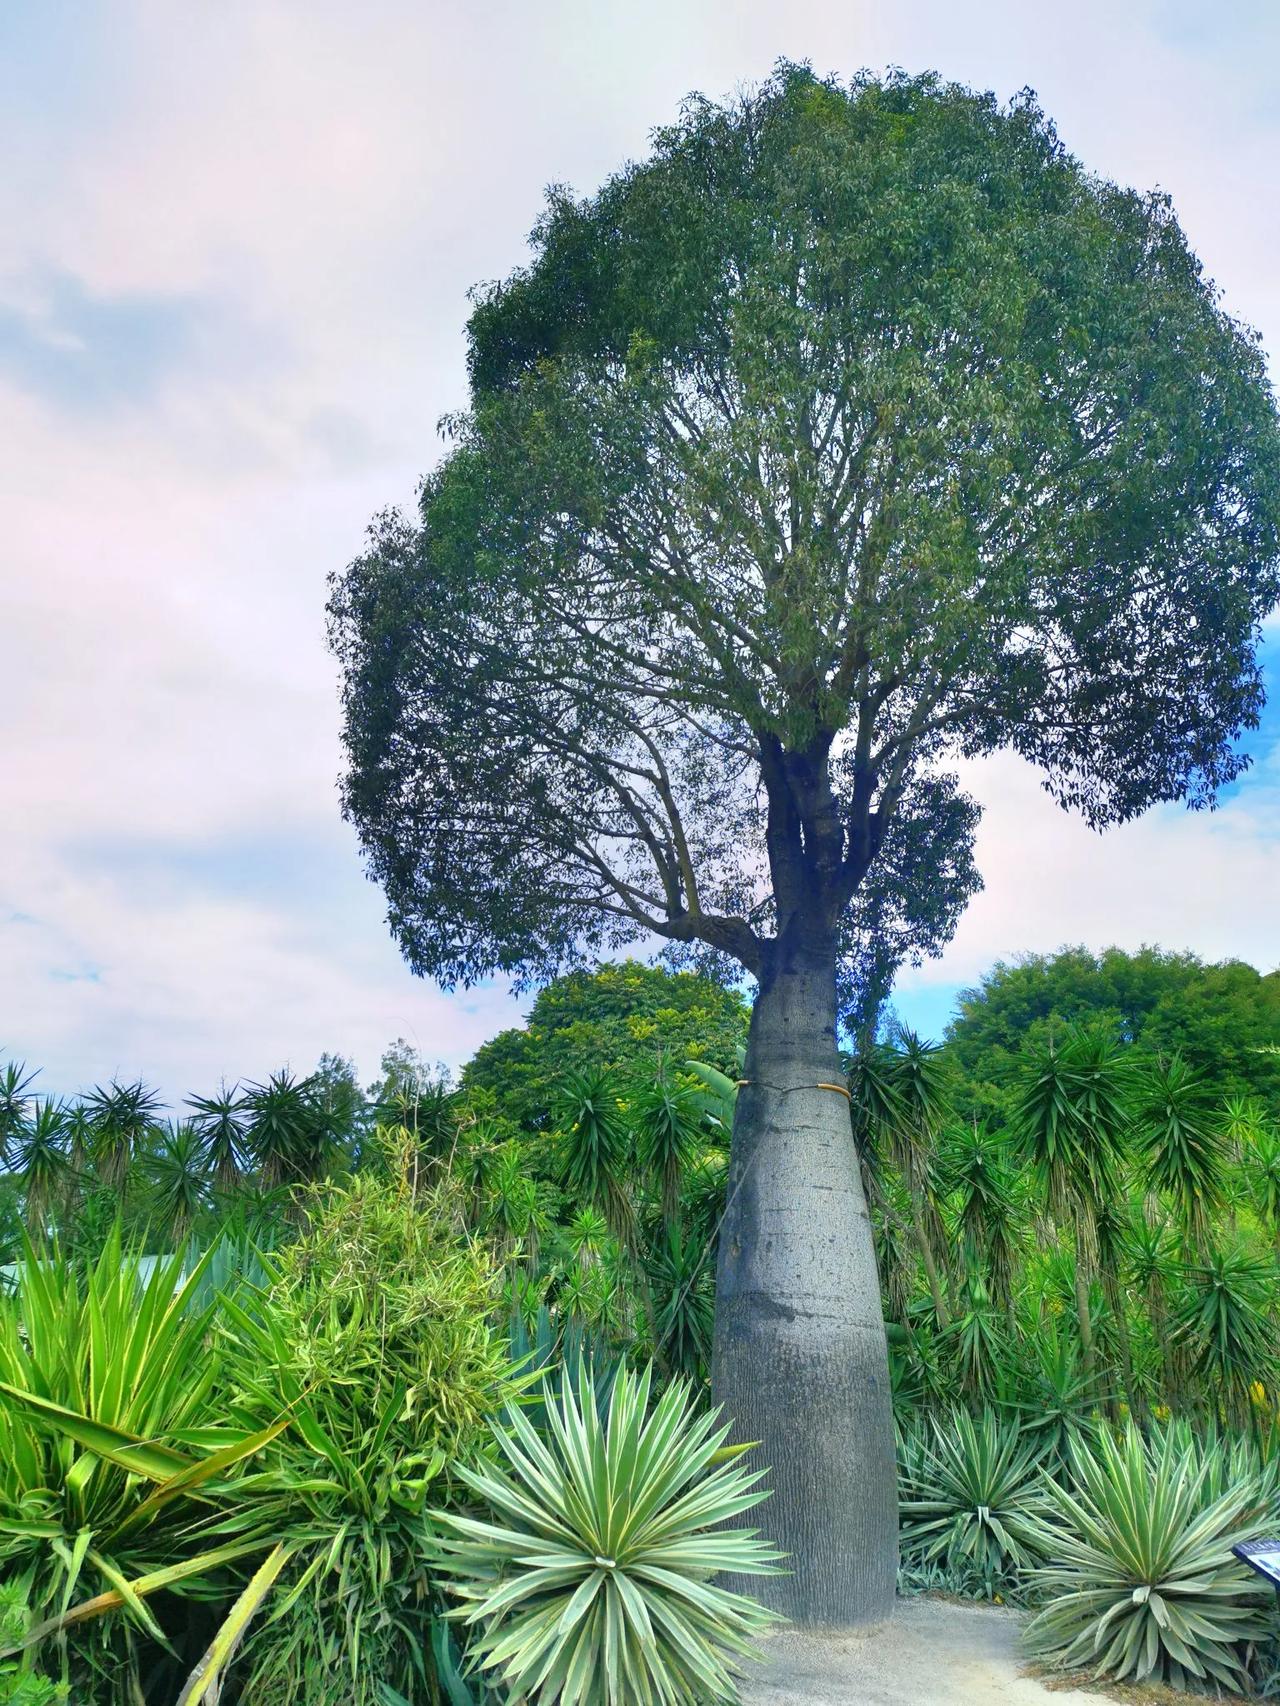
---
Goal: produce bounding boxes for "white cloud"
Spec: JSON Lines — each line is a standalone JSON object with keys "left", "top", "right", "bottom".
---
{"left": 1, "top": 0, "right": 1277, "bottom": 1096}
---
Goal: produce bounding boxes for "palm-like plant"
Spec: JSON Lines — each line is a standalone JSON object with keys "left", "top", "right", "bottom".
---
{"left": 1023, "top": 1425, "right": 1274, "bottom": 1692}
{"left": 647, "top": 1227, "right": 715, "bottom": 1381}
{"left": 633, "top": 1070, "right": 700, "bottom": 1232}
{"left": 242, "top": 1071, "right": 335, "bottom": 1190}
{"left": 1092, "top": 1189, "right": 1139, "bottom": 1416}
{"left": 897, "top": 1407, "right": 1051, "bottom": 1599}
{"left": 885, "top": 1032, "right": 953, "bottom": 1328}
{"left": 186, "top": 1085, "right": 247, "bottom": 1195}
{"left": 144, "top": 1121, "right": 209, "bottom": 1244}
{"left": 15, "top": 1101, "right": 71, "bottom": 1233}
{"left": 1171, "top": 1239, "right": 1278, "bottom": 1429}
{"left": 483, "top": 1143, "right": 544, "bottom": 1267}
{"left": 1012, "top": 1030, "right": 1133, "bottom": 1377}
{"left": 555, "top": 1068, "right": 635, "bottom": 1246}
{"left": 1125, "top": 1212, "right": 1181, "bottom": 1403}
{"left": 83, "top": 1080, "right": 163, "bottom": 1193}
{"left": 61, "top": 1102, "right": 93, "bottom": 1177}
{"left": 1008, "top": 1325, "right": 1097, "bottom": 1471}
{"left": 0, "top": 1063, "right": 38, "bottom": 1168}
{"left": 937, "top": 1122, "right": 1022, "bottom": 1316}
{"left": 1134, "top": 1053, "right": 1226, "bottom": 1251}
{"left": 846, "top": 1043, "right": 900, "bottom": 1213}
{"left": 563, "top": 1205, "right": 610, "bottom": 1268}
{"left": 938, "top": 1269, "right": 1007, "bottom": 1405}
{"left": 433, "top": 1364, "right": 782, "bottom": 1705}
{"left": 1244, "top": 1117, "right": 1280, "bottom": 1256}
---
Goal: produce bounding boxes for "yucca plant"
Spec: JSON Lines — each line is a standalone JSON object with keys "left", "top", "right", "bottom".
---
{"left": 1012, "top": 1030, "right": 1133, "bottom": 1378}
{"left": 633, "top": 1070, "right": 701, "bottom": 1233}
{"left": 1170, "top": 1238, "right": 1280, "bottom": 1430}
{"left": 1134, "top": 1053, "right": 1226, "bottom": 1252}
{"left": 186, "top": 1084, "right": 248, "bottom": 1196}
{"left": 1005, "top": 1325, "right": 1098, "bottom": 1473}
{"left": 897, "top": 1407, "right": 1051, "bottom": 1600}
{"left": 14, "top": 1103, "right": 72, "bottom": 1234}
{"left": 242, "top": 1069, "right": 338, "bottom": 1190}
{"left": 554, "top": 1068, "right": 635, "bottom": 1247}
{"left": 83, "top": 1079, "right": 163, "bottom": 1193}
{"left": 1023, "top": 1424, "right": 1275, "bottom": 1692}
{"left": 646, "top": 1226, "right": 715, "bottom": 1381}
{"left": 0, "top": 1064, "right": 38, "bottom": 1170}
{"left": 433, "top": 1363, "right": 782, "bottom": 1705}
{"left": 143, "top": 1119, "right": 210, "bottom": 1243}
{"left": 937, "top": 1122, "right": 1023, "bottom": 1317}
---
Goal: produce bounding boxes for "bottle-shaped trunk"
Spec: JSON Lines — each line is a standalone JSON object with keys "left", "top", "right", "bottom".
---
{"left": 711, "top": 933, "right": 897, "bottom": 1627}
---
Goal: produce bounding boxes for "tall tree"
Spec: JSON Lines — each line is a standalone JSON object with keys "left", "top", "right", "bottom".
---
{"left": 328, "top": 68, "right": 1280, "bottom": 1622}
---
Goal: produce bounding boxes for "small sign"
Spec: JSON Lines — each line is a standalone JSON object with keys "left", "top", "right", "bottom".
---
{"left": 1232, "top": 1539, "right": 1280, "bottom": 1586}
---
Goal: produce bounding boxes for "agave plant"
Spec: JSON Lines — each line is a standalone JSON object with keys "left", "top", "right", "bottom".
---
{"left": 1023, "top": 1424, "right": 1274, "bottom": 1692}
{"left": 897, "top": 1407, "right": 1051, "bottom": 1599}
{"left": 433, "top": 1363, "right": 782, "bottom": 1705}
{"left": 0, "top": 1232, "right": 285, "bottom": 1702}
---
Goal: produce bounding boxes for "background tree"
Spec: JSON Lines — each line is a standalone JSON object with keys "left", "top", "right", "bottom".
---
{"left": 461, "top": 961, "right": 749, "bottom": 1135}
{"left": 946, "top": 947, "right": 1280, "bottom": 1124}
{"left": 328, "top": 66, "right": 1280, "bottom": 1621}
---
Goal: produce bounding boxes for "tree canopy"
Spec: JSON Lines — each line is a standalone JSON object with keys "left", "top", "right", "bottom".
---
{"left": 946, "top": 945, "right": 1280, "bottom": 1121}
{"left": 329, "top": 64, "right": 1280, "bottom": 1016}
{"left": 460, "top": 960, "right": 748, "bottom": 1135}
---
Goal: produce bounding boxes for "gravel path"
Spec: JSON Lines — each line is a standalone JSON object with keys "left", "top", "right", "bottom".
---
{"left": 741, "top": 1596, "right": 1104, "bottom": 1705}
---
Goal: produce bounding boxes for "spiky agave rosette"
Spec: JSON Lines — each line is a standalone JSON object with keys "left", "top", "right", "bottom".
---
{"left": 431, "top": 1363, "right": 784, "bottom": 1705}
{"left": 1022, "top": 1425, "right": 1275, "bottom": 1693}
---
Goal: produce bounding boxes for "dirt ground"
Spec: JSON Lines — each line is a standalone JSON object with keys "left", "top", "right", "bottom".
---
{"left": 739, "top": 1595, "right": 1193, "bottom": 1706}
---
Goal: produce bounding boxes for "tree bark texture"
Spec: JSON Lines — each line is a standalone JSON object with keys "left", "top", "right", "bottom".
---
{"left": 711, "top": 935, "right": 898, "bottom": 1627}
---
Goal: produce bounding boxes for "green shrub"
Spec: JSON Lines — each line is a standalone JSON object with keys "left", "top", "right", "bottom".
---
{"left": 220, "top": 1144, "right": 519, "bottom": 1706}
{"left": 433, "top": 1363, "right": 782, "bottom": 1705}
{"left": 897, "top": 1408, "right": 1051, "bottom": 1601}
{"left": 1023, "top": 1423, "right": 1274, "bottom": 1692}
{"left": 0, "top": 1143, "right": 521, "bottom": 1706}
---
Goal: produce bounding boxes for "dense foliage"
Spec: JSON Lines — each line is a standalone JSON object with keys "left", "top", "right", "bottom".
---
{"left": 461, "top": 962, "right": 749, "bottom": 1136}
{"left": 5, "top": 931, "right": 1280, "bottom": 1692}
{"left": 946, "top": 946, "right": 1280, "bottom": 1123}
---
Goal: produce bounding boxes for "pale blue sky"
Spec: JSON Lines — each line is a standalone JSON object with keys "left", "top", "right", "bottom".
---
{"left": 1, "top": 1, "right": 1278, "bottom": 1101}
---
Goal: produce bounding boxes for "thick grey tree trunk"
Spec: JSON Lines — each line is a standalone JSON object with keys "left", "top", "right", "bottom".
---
{"left": 711, "top": 937, "right": 897, "bottom": 1627}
